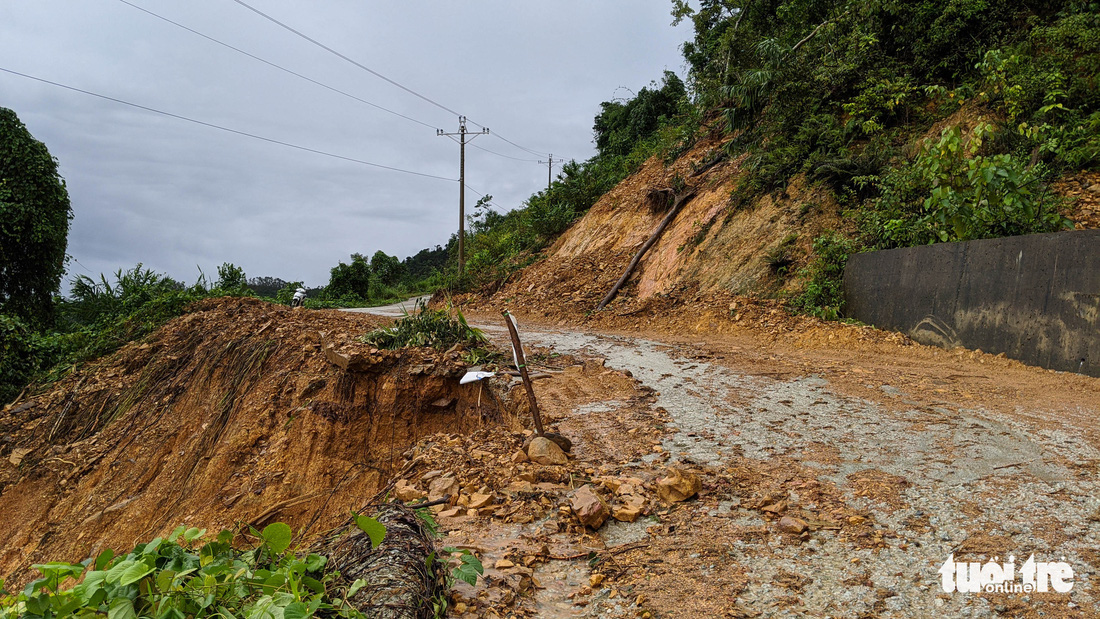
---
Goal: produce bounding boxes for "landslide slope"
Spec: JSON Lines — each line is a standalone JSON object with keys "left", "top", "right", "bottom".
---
{"left": 467, "top": 129, "right": 845, "bottom": 320}
{"left": 469, "top": 120, "right": 1099, "bottom": 324}
{"left": 0, "top": 297, "right": 508, "bottom": 585}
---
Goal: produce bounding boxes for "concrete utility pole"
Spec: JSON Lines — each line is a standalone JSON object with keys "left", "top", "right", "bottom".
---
{"left": 538, "top": 153, "right": 563, "bottom": 193}
{"left": 437, "top": 116, "right": 488, "bottom": 276}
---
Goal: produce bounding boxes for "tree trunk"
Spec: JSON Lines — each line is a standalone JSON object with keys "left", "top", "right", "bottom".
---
{"left": 597, "top": 189, "right": 697, "bottom": 311}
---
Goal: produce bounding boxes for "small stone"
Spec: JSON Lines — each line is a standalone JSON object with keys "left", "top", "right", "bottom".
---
{"left": 527, "top": 437, "right": 568, "bottom": 465}
{"left": 543, "top": 432, "right": 573, "bottom": 452}
{"left": 778, "top": 516, "right": 808, "bottom": 534}
{"left": 495, "top": 559, "right": 515, "bottom": 569}
{"left": 570, "top": 484, "right": 610, "bottom": 529}
{"left": 394, "top": 479, "right": 426, "bottom": 502}
{"left": 656, "top": 468, "right": 701, "bottom": 503}
{"left": 511, "top": 449, "right": 529, "bottom": 463}
{"left": 612, "top": 504, "right": 642, "bottom": 522}
{"left": 504, "top": 480, "right": 534, "bottom": 494}
{"left": 468, "top": 493, "right": 494, "bottom": 509}
{"left": 427, "top": 476, "right": 459, "bottom": 503}
{"left": 1087, "top": 183, "right": 1100, "bottom": 194}
{"left": 761, "top": 500, "right": 787, "bottom": 514}
{"left": 438, "top": 507, "right": 462, "bottom": 518}
{"left": 453, "top": 602, "right": 467, "bottom": 613}
{"left": 589, "top": 573, "right": 605, "bottom": 587}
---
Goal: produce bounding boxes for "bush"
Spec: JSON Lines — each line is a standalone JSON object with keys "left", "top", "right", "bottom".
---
{"left": 0, "top": 520, "right": 389, "bottom": 619}
{"left": 863, "top": 123, "right": 1072, "bottom": 248}
{"left": 361, "top": 301, "right": 487, "bottom": 351}
{"left": 791, "top": 233, "right": 857, "bottom": 320}
{"left": 0, "top": 313, "right": 46, "bottom": 404}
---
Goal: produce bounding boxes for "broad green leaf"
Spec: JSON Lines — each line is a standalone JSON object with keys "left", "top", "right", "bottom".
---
{"left": 301, "top": 576, "right": 324, "bottom": 595}
{"left": 261, "top": 523, "right": 293, "bottom": 555}
{"left": 119, "top": 561, "right": 156, "bottom": 586}
{"left": 183, "top": 527, "right": 206, "bottom": 542}
{"left": 353, "top": 515, "right": 386, "bottom": 549}
{"left": 95, "top": 549, "right": 115, "bottom": 571}
{"left": 303, "top": 554, "right": 326, "bottom": 572}
{"left": 108, "top": 597, "right": 137, "bottom": 619}
{"left": 104, "top": 559, "right": 137, "bottom": 584}
{"left": 155, "top": 569, "right": 176, "bottom": 592}
{"left": 283, "top": 602, "right": 309, "bottom": 619}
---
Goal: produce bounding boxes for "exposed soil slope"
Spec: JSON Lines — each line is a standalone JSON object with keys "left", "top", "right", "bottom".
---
{"left": 0, "top": 297, "right": 512, "bottom": 586}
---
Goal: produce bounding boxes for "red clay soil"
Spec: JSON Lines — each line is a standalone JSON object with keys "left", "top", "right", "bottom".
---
{"left": 0, "top": 297, "right": 513, "bottom": 587}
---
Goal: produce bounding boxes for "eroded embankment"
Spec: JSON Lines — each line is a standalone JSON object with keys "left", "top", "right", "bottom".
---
{"left": 0, "top": 297, "right": 513, "bottom": 586}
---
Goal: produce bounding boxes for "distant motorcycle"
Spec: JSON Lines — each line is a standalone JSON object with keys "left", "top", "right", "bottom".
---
{"left": 290, "top": 287, "right": 307, "bottom": 308}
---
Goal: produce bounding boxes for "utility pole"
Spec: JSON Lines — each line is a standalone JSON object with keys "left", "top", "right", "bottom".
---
{"left": 538, "top": 153, "right": 563, "bottom": 193}
{"left": 437, "top": 116, "right": 488, "bottom": 276}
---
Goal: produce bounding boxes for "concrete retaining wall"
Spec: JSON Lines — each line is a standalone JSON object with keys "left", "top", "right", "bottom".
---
{"left": 844, "top": 230, "right": 1100, "bottom": 377}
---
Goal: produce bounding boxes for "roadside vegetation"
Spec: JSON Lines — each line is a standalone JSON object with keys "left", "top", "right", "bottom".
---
{"left": 453, "top": 0, "right": 1098, "bottom": 317}
{"left": 0, "top": 515, "right": 482, "bottom": 618}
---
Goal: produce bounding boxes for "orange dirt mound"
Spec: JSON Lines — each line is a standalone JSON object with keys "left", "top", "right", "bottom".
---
{"left": 0, "top": 297, "right": 513, "bottom": 586}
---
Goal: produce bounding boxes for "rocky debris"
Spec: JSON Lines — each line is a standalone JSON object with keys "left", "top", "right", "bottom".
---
{"left": 427, "top": 475, "right": 459, "bottom": 504}
{"left": 656, "top": 467, "right": 701, "bottom": 503}
{"left": 570, "top": 484, "right": 610, "bottom": 529}
{"left": 526, "top": 436, "right": 568, "bottom": 465}
{"left": 611, "top": 503, "right": 643, "bottom": 523}
{"left": 393, "top": 479, "right": 425, "bottom": 502}
{"left": 468, "top": 493, "right": 494, "bottom": 509}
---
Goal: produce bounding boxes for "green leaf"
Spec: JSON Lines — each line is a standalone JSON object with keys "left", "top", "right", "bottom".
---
{"left": 303, "top": 553, "right": 326, "bottom": 572}
{"left": 347, "top": 578, "right": 367, "bottom": 598}
{"left": 353, "top": 515, "right": 386, "bottom": 549}
{"left": 183, "top": 527, "right": 206, "bottom": 542}
{"left": 283, "top": 602, "right": 309, "bottom": 619}
{"left": 108, "top": 597, "right": 138, "bottom": 619}
{"left": 95, "top": 549, "right": 115, "bottom": 571}
{"left": 261, "top": 522, "right": 293, "bottom": 555}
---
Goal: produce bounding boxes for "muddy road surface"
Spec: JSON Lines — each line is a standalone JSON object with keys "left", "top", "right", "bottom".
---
{"left": 426, "top": 310, "right": 1100, "bottom": 618}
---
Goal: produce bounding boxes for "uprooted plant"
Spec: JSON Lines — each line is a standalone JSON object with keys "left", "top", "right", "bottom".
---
{"left": 360, "top": 301, "right": 487, "bottom": 351}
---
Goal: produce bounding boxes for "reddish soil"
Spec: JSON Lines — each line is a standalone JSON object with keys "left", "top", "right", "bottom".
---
{"left": 0, "top": 297, "right": 513, "bottom": 587}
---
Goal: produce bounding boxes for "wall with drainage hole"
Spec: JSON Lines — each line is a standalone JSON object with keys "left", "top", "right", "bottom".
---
{"left": 844, "top": 229, "right": 1100, "bottom": 377}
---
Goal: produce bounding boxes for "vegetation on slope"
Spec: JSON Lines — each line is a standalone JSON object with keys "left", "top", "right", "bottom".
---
{"left": 460, "top": 0, "right": 1100, "bottom": 316}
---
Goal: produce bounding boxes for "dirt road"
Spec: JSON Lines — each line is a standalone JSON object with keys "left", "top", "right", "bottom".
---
{"left": 429, "top": 309, "right": 1100, "bottom": 618}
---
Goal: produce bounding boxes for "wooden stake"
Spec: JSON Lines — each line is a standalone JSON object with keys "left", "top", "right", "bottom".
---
{"left": 501, "top": 311, "right": 545, "bottom": 436}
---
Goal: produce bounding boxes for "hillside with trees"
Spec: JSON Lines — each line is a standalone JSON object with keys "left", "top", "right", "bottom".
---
{"left": 456, "top": 0, "right": 1099, "bottom": 318}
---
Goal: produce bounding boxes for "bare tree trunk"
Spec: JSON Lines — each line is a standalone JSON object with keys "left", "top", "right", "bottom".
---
{"left": 597, "top": 189, "right": 697, "bottom": 311}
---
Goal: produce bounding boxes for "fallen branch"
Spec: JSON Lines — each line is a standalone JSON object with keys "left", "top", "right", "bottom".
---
{"left": 597, "top": 188, "right": 697, "bottom": 310}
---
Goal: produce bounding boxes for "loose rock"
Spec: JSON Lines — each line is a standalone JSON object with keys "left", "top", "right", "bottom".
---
{"left": 527, "top": 436, "right": 569, "bottom": 465}
{"left": 570, "top": 484, "right": 610, "bottom": 529}
{"left": 656, "top": 467, "right": 701, "bottom": 503}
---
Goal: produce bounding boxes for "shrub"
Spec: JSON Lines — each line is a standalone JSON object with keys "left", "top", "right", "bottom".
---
{"left": 361, "top": 301, "right": 487, "bottom": 351}
{"left": 791, "top": 233, "right": 857, "bottom": 320}
{"left": 0, "top": 520, "right": 389, "bottom": 619}
{"left": 864, "top": 123, "right": 1072, "bottom": 248}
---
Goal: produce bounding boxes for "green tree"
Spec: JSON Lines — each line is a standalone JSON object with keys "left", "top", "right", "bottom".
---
{"left": 327, "top": 253, "right": 372, "bottom": 299}
{"left": 0, "top": 107, "right": 73, "bottom": 327}
{"left": 369, "top": 250, "right": 404, "bottom": 286}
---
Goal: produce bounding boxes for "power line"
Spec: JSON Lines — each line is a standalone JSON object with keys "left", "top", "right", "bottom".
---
{"left": 229, "top": 0, "right": 464, "bottom": 118}
{"left": 469, "top": 142, "right": 541, "bottom": 162}
{"left": 226, "top": 0, "right": 558, "bottom": 161}
{"left": 464, "top": 117, "right": 550, "bottom": 157}
{"left": 116, "top": 0, "right": 442, "bottom": 132}
{"left": 0, "top": 66, "right": 458, "bottom": 182}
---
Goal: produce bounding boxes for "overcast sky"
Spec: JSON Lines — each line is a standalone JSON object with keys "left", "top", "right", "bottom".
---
{"left": 0, "top": 1, "right": 691, "bottom": 289}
